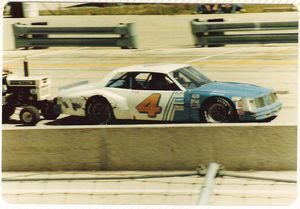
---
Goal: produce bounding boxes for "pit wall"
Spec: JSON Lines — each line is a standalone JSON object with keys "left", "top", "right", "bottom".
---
{"left": 2, "top": 124, "right": 297, "bottom": 171}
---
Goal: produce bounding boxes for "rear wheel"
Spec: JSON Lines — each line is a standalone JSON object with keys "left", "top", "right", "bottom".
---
{"left": 20, "top": 106, "right": 40, "bottom": 126}
{"left": 202, "top": 97, "right": 237, "bottom": 123}
{"left": 85, "top": 97, "right": 113, "bottom": 124}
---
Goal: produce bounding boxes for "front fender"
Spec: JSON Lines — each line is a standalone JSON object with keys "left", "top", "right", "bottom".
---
{"left": 186, "top": 91, "right": 235, "bottom": 122}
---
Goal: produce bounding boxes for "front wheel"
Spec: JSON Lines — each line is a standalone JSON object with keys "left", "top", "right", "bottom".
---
{"left": 20, "top": 106, "right": 40, "bottom": 126}
{"left": 85, "top": 97, "right": 113, "bottom": 124}
{"left": 202, "top": 97, "right": 237, "bottom": 123}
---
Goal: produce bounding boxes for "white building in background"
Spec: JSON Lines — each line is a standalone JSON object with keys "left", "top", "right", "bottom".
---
{"left": 6, "top": 2, "right": 84, "bottom": 18}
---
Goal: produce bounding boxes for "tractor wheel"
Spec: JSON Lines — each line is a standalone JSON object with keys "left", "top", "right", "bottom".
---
{"left": 20, "top": 106, "right": 40, "bottom": 126}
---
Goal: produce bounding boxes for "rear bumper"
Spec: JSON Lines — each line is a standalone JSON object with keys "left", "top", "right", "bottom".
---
{"left": 239, "top": 101, "right": 282, "bottom": 121}
{"left": 56, "top": 96, "right": 86, "bottom": 116}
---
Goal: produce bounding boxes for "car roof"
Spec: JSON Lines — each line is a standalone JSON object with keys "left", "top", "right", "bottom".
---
{"left": 113, "top": 63, "right": 190, "bottom": 74}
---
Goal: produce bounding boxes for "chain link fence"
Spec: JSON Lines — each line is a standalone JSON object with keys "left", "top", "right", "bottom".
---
{"left": 2, "top": 164, "right": 297, "bottom": 205}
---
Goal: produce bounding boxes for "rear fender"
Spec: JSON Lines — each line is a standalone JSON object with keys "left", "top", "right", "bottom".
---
{"left": 84, "top": 89, "right": 130, "bottom": 119}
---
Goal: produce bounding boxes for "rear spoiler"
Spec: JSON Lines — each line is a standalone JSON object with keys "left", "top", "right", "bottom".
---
{"left": 59, "top": 80, "right": 89, "bottom": 91}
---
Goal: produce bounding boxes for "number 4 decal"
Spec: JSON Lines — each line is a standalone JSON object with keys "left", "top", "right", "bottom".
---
{"left": 136, "top": 93, "right": 162, "bottom": 118}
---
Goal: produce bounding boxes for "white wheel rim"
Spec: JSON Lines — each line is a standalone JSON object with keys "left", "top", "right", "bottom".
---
{"left": 22, "top": 112, "right": 33, "bottom": 123}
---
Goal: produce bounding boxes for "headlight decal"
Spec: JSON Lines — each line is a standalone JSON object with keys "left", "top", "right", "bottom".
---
{"left": 232, "top": 97, "right": 245, "bottom": 115}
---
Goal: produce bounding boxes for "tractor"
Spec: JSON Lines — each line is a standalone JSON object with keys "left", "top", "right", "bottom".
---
{"left": 2, "top": 70, "right": 59, "bottom": 125}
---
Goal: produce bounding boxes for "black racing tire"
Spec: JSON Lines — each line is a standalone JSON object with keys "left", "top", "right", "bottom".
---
{"left": 41, "top": 100, "right": 60, "bottom": 120}
{"left": 20, "top": 106, "right": 40, "bottom": 126}
{"left": 2, "top": 104, "right": 16, "bottom": 122}
{"left": 85, "top": 97, "right": 113, "bottom": 124}
{"left": 202, "top": 97, "right": 237, "bottom": 123}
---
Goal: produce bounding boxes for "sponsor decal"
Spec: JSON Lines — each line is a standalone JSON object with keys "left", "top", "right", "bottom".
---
{"left": 174, "top": 104, "right": 184, "bottom": 111}
{"left": 174, "top": 97, "right": 184, "bottom": 104}
{"left": 232, "top": 97, "right": 244, "bottom": 115}
{"left": 173, "top": 97, "right": 185, "bottom": 111}
{"left": 191, "top": 94, "right": 200, "bottom": 108}
{"left": 71, "top": 103, "right": 81, "bottom": 111}
{"left": 192, "top": 94, "right": 200, "bottom": 99}
{"left": 62, "top": 101, "right": 69, "bottom": 108}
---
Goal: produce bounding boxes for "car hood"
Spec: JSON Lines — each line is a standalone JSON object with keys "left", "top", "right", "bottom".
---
{"left": 191, "top": 81, "right": 272, "bottom": 98}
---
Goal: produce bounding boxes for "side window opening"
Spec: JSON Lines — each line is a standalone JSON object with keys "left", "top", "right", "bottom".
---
{"left": 106, "top": 72, "right": 181, "bottom": 91}
{"left": 106, "top": 72, "right": 148, "bottom": 90}
{"left": 132, "top": 73, "right": 151, "bottom": 90}
{"left": 147, "top": 73, "right": 180, "bottom": 91}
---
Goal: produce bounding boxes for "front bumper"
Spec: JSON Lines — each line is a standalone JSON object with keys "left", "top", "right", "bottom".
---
{"left": 239, "top": 101, "right": 282, "bottom": 121}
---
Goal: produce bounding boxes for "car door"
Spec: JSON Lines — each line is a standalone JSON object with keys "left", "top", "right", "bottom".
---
{"left": 127, "top": 72, "right": 184, "bottom": 121}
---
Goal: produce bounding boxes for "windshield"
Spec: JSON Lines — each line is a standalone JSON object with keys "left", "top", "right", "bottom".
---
{"left": 171, "top": 67, "right": 212, "bottom": 90}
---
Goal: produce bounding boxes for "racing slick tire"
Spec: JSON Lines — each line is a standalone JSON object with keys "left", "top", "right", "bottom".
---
{"left": 202, "top": 97, "right": 237, "bottom": 123}
{"left": 2, "top": 104, "right": 16, "bottom": 122}
{"left": 85, "top": 97, "right": 113, "bottom": 124}
{"left": 41, "top": 100, "right": 60, "bottom": 120}
{"left": 20, "top": 106, "right": 40, "bottom": 126}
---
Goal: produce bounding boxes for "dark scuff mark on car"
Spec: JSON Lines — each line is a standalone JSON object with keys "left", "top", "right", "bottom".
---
{"left": 62, "top": 102, "right": 69, "bottom": 108}
{"left": 72, "top": 103, "right": 81, "bottom": 111}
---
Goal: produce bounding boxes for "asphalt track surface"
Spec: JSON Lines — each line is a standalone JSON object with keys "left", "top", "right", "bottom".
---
{"left": 2, "top": 12, "right": 298, "bottom": 127}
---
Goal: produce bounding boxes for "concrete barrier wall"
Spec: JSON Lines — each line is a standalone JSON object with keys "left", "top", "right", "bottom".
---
{"left": 2, "top": 124, "right": 297, "bottom": 171}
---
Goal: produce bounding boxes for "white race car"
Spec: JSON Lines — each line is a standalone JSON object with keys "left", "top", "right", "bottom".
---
{"left": 56, "top": 63, "right": 281, "bottom": 124}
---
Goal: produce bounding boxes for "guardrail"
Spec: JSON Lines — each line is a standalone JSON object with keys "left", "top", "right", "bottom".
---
{"left": 13, "top": 22, "right": 138, "bottom": 49}
{"left": 2, "top": 124, "right": 296, "bottom": 171}
{"left": 191, "top": 19, "right": 298, "bottom": 47}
